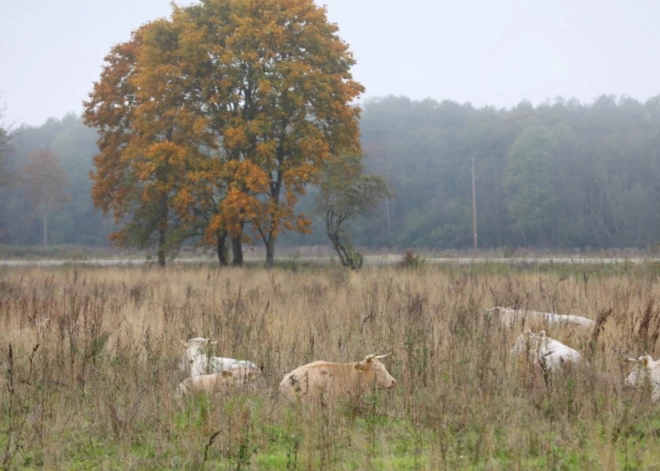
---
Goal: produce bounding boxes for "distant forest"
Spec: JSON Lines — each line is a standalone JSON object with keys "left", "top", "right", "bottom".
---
{"left": 2, "top": 94, "right": 660, "bottom": 251}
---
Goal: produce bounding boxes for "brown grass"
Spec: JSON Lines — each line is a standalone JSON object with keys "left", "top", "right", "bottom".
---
{"left": 1, "top": 265, "right": 660, "bottom": 470}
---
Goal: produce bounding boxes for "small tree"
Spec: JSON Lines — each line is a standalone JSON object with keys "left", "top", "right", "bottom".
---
{"left": 316, "top": 156, "right": 392, "bottom": 269}
{"left": 0, "top": 106, "right": 12, "bottom": 187}
{"left": 21, "top": 149, "right": 71, "bottom": 247}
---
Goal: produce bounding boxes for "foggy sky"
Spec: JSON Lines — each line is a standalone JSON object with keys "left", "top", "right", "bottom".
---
{"left": 2, "top": 0, "right": 659, "bottom": 126}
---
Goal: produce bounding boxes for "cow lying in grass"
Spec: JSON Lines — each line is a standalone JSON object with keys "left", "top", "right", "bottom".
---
{"left": 625, "top": 354, "right": 660, "bottom": 401}
{"left": 510, "top": 330, "right": 582, "bottom": 371}
{"left": 487, "top": 306, "right": 595, "bottom": 329}
{"left": 177, "top": 366, "right": 262, "bottom": 398}
{"left": 179, "top": 337, "right": 258, "bottom": 377}
{"left": 279, "top": 353, "right": 397, "bottom": 404}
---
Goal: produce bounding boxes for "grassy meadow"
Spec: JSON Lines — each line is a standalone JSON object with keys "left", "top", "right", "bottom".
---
{"left": 2, "top": 262, "right": 660, "bottom": 470}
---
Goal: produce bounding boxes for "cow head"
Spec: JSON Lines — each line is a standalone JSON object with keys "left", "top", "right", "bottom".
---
{"left": 626, "top": 353, "right": 657, "bottom": 387}
{"left": 178, "top": 337, "right": 217, "bottom": 372}
{"left": 180, "top": 338, "right": 217, "bottom": 353}
{"left": 354, "top": 353, "right": 397, "bottom": 389}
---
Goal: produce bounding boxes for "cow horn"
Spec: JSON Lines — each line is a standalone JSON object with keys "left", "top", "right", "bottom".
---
{"left": 375, "top": 353, "right": 391, "bottom": 359}
{"left": 628, "top": 357, "right": 639, "bottom": 362}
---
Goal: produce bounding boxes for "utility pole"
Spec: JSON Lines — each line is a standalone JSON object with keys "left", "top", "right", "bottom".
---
{"left": 471, "top": 156, "right": 478, "bottom": 251}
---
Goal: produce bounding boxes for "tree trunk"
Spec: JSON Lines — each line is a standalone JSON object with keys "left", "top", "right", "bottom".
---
{"left": 216, "top": 232, "right": 228, "bottom": 266}
{"left": 265, "top": 166, "right": 283, "bottom": 269}
{"left": 231, "top": 236, "right": 243, "bottom": 266}
{"left": 265, "top": 235, "right": 276, "bottom": 268}
{"left": 157, "top": 229, "right": 166, "bottom": 267}
{"left": 156, "top": 192, "right": 168, "bottom": 267}
{"left": 42, "top": 204, "right": 48, "bottom": 248}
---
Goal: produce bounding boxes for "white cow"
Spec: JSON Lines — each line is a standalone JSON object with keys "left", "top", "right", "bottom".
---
{"left": 487, "top": 307, "right": 595, "bottom": 329}
{"left": 511, "top": 330, "right": 582, "bottom": 371}
{"left": 177, "top": 366, "right": 262, "bottom": 397}
{"left": 625, "top": 354, "right": 660, "bottom": 401}
{"left": 179, "top": 337, "right": 258, "bottom": 377}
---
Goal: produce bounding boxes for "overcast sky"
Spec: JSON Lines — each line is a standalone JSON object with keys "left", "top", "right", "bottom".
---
{"left": 2, "top": 0, "right": 659, "bottom": 126}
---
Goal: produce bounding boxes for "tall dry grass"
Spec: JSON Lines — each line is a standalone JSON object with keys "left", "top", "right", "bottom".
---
{"left": 1, "top": 264, "right": 660, "bottom": 470}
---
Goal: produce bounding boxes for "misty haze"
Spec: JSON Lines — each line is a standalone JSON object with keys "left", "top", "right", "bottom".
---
{"left": 1, "top": 0, "right": 660, "bottom": 260}
{"left": 4, "top": 2, "right": 660, "bottom": 470}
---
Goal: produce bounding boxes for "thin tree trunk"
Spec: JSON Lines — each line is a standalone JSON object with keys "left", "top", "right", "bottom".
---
{"left": 471, "top": 156, "right": 478, "bottom": 251}
{"left": 265, "top": 163, "right": 283, "bottom": 269}
{"left": 265, "top": 235, "right": 276, "bottom": 268}
{"left": 42, "top": 204, "right": 48, "bottom": 248}
{"left": 216, "top": 232, "right": 228, "bottom": 266}
{"left": 232, "top": 236, "right": 243, "bottom": 266}
{"left": 157, "top": 229, "right": 166, "bottom": 267}
{"left": 156, "top": 192, "right": 168, "bottom": 267}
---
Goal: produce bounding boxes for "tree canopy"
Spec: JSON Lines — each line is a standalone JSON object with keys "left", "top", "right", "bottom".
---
{"left": 82, "top": 0, "right": 363, "bottom": 266}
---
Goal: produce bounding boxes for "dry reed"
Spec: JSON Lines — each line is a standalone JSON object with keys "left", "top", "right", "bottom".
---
{"left": 1, "top": 264, "right": 660, "bottom": 470}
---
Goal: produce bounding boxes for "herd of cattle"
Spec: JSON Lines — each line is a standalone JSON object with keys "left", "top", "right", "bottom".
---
{"left": 176, "top": 306, "right": 660, "bottom": 404}
{"left": 177, "top": 337, "right": 397, "bottom": 403}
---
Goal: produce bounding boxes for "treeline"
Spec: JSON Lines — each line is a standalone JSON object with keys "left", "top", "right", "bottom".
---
{"left": 358, "top": 94, "right": 660, "bottom": 250}
{"left": 288, "top": 94, "right": 660, "bottom": 250}
{"left": 2, "top": 94, "right": 660, "bottom": 252}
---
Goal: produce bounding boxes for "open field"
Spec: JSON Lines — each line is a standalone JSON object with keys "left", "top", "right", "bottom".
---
{"left": 5, "top": 255, "right": 660, "bottom": 269}
{"left": 2, "top": 264, "right": 660, "bottom": 470}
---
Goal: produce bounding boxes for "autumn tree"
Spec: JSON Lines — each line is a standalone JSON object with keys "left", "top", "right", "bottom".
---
{"left": 21, "top": 149, "right": 70, "bottom": 247}
{"left": 316, "top": 155, "right": 392, "bottom": 269}
{"left": 144, "top": 0, "right": 364, "bottom": 267}
{"left": 83, "top": 24, "right": 202, "bottom": 266}
{"left": 135, "top": 17, "right": 257, "bottom": 267}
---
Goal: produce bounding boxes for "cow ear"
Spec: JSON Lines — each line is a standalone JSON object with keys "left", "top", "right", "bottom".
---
{"left": 222, "top": 370, "right": 233, "bottom": 378}
{"left": 180, "top": 340, "right": 189, "bottom": 348}
{"left": 354, "top": 361, "right": 368, "bottom": 372}
{"left": 209, "top": 341, "right": 218, "bottom": 346}
{"left": 642, "top": 357, "right": 650, "bottom": 368}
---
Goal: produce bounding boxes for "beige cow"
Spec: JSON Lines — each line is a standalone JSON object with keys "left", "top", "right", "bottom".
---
{"left": 177, "top": 366, "right": 262, "bottom": 397}
{"left": 279, "top": 353, "right": 397, "bottom": 404}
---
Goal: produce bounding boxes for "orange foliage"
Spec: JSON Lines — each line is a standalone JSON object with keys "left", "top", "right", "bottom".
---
{"left": 84, "top": 0, "right": 363, "bottom": 260}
